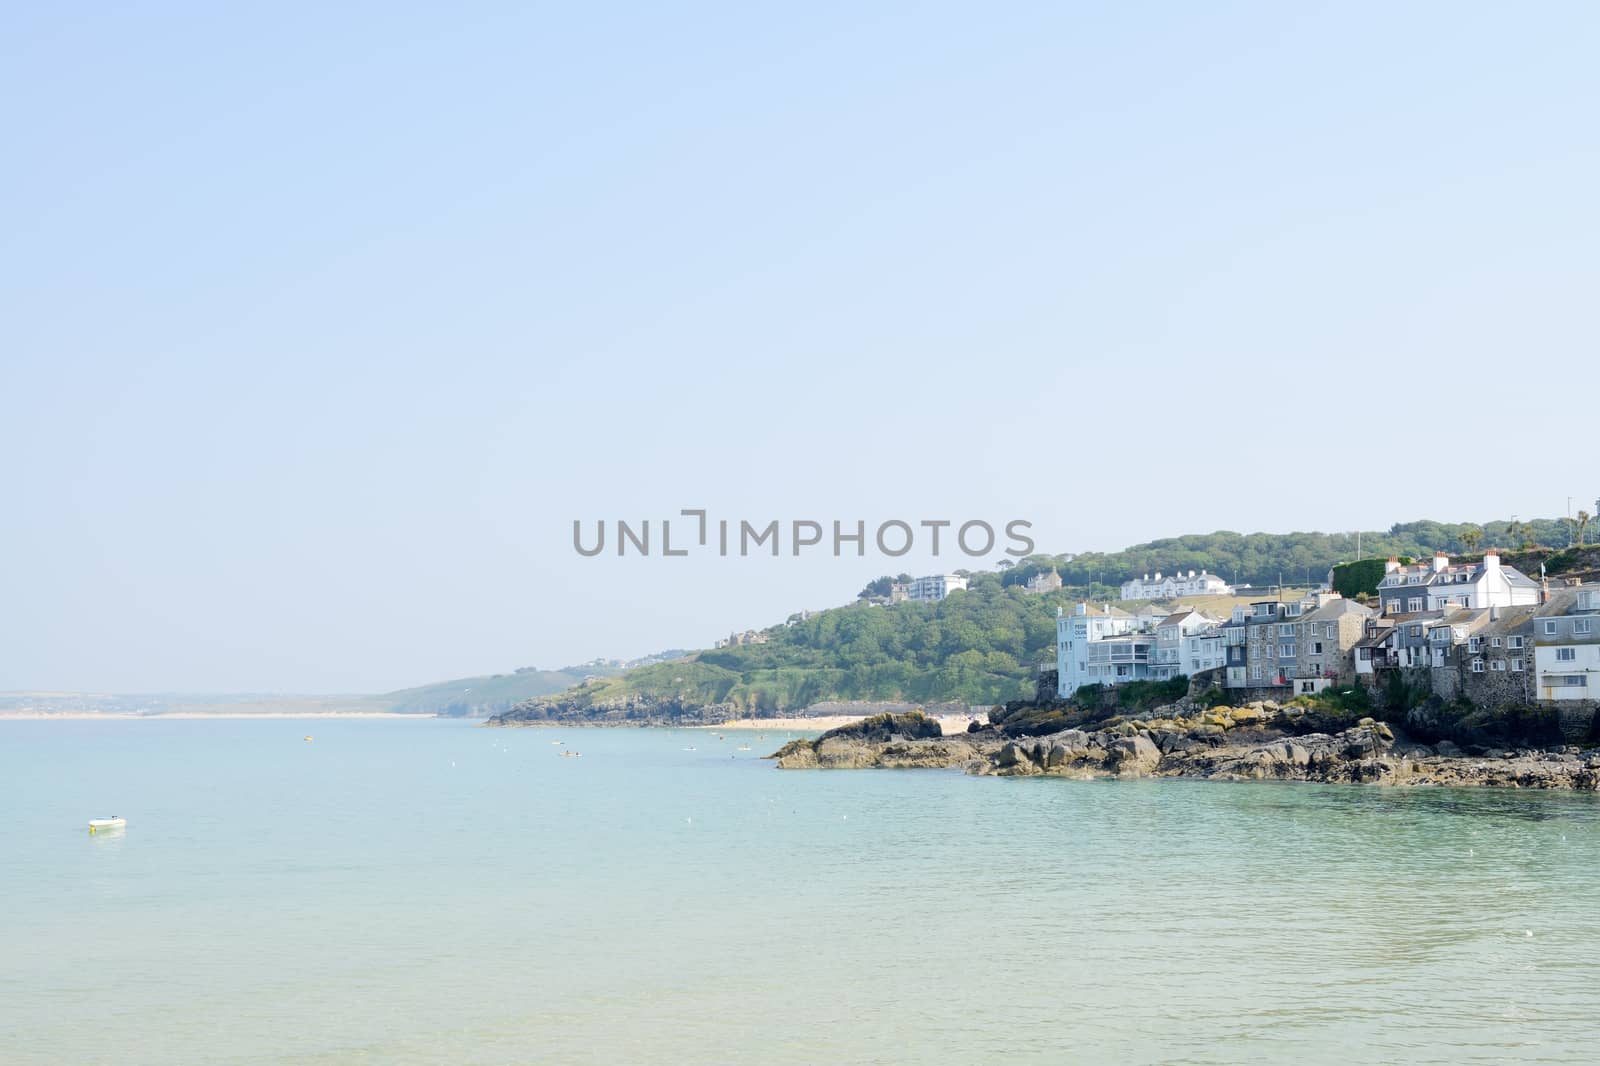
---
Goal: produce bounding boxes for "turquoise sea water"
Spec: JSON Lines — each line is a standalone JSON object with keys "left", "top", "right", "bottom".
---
{"left": 5, "top": 718, "right": 1600, "bottom": 1064}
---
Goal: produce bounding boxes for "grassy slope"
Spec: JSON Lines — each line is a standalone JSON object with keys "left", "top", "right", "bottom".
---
{"left": 383, "top": 665, "right": 627, "bottom": 716}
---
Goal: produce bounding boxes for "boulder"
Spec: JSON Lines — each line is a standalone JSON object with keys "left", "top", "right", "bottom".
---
{"left": 1108, "top": 734, "right": 1162, "bottom": 776}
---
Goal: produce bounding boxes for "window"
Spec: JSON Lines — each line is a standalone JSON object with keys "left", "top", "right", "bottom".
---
{"left": 1469, "top": 637, "right": 1481, "bottom": 652}
{"left": 1408, "top": 598, "right": 1424, "bottom": 613}
{"left": 1553, "top": 675, "right": 1588, "bottom": 688}
{"left": 1386, "top": 601, "right": 1400, "bottom": 615}
{"left": 1491, "top": 637, "right": 1502, "bottom": 648}
{"left": 1510, "top": 636, "right": 1525, "bottom": 650}
{"left": 1511, "top": 659, "right": 1523, "bottom": 672}
{"left": 1471, "top": 659, "right": 1484, "bottom": 673}
{"left": 1280, "top": 624, "right": 1295, "bottom": 637}
{"left": 1409, "top": 625, "right": 1423, "bottom": 637}
{"left": 1544, "top": 620, "right": 1559, "bottom": 636}
{"left": 1326, "top": 624, "right": 1337, "bottom": 639}
{"left": 1557, "top": 647, "right": 1577, "bottom": 662}
{"left": 1280, "top": 644, "right": 1296, "bottom": 658}
{"left": 1491, "top": 659, "right": 1506, "bottom": 672}
{"left": 1577, "top": 619, "right": 1593, "bottom": 635}
{"left": 1313, "top": 642, "right": 1324, "bottom": 655}
{"left": 1251, "top": 665, "right": 1263, "bottom": 680}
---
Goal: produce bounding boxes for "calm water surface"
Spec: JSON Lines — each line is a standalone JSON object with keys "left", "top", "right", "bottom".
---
{"left": 4, "top": 718, "right": 1600, "bottom": 1064}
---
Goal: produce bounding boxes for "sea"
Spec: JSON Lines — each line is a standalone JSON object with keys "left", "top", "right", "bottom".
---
{"left": 4, "top": 716, "right": 1600, "bottom": 1064}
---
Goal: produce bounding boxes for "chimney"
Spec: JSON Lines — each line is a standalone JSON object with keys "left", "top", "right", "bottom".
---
{"left": 1432, "top": 551, "right": 1449, "bottom": 573}
{"left": 1483, "top": 548, "right": 1500, "bottom": 572}
{"left": 1385, "top": 557, "right": 1401, "bottom": 574}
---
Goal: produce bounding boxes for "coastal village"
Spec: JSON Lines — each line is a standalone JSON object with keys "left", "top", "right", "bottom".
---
{"left": 1053, "top": 549, "right": 1600, "bottom": 731}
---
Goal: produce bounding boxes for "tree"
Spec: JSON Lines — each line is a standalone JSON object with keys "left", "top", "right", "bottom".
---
{"left": 1459, "top": 525, "right": 1483, "bottom": 552}
{"left": 857, "top": 576, "right": 893, "bottom": 600}
{"left": 1578, "top": 510, "right": 1592, "bottom": 548}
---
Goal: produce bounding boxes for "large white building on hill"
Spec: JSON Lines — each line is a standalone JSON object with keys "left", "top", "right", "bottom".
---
{"left": 1120, "top": 569, "right": 1232, "bottom": 601}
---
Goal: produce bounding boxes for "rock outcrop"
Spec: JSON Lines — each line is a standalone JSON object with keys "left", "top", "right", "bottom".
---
{"left": 771, "top": 712, "right": 975, "bottom": 770}
{"left": 771, "top": 701, "right": 1600, "bottom": 790}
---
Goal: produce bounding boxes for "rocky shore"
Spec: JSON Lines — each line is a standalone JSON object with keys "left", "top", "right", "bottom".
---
{"left": 770, "top": 707, "right": 1600, "bottom": 790}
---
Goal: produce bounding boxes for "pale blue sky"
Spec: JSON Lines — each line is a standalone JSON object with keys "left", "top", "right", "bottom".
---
{"left": 3, "top": 3, "right": 1596, "bottom": 692}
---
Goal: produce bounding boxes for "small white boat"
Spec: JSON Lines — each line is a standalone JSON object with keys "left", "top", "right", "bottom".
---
{"left": 88, "top": 817, "right": 126, "bottom": 833}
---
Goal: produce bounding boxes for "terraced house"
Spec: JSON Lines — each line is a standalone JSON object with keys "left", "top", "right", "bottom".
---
{"left": 1294, "top": 596, "right": 1373, "bottom": 684}
{"left": 1376, "top": 550, "right": 1540, "bottom": 616}
{"left": 1533, "top": 587, "right": 1600, "bottom": 704}
{"left": 1152, "top": 609, "right": 1221, "bottom": 681}
{"left": 1427, "top": 605, "right": 1538, "bottom": 704}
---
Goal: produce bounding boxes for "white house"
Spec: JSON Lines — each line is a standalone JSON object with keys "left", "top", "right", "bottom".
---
{"left": 1120, "top": 569, "right": 1232, "bottom": 601}
{"left": 1057, "top": 603, "right": 1144, "bottom": 696}
{"left": 1376, "top": 550, "right": 1541, "bottom": 617}
{"left": 1533, "top": 587, "right": 1600, "bottom": 703}
{"left": 903, "top": 573, "right": 968, "bottom": 604}
{"left": 1152, "top": 609, "right": 1222, "bottom": 680}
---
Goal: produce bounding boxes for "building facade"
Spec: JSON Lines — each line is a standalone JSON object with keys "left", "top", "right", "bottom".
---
{"left": 1056, "top": 604, "right": 1144, "bottom": 697}
{"left": 1152, "top": 609, "right": 1221, "bottom": 680}
{"left": 1293, "top": 596, "right": 1374, "bottom": 683}
{"left": 1120, "top": 569, "right": 1232, "bottom": 601}
{"left": 1533, "top": 587, "right": 1600, "bottom": 703}
{"left": 898, "top": 574, "right": 969, "bottom": 604}
{"left": 1025, "top": 569, "right": 1063, "bottom": 594}
{"left": 1376, "top": 551, "right": 1540, "bottom": 617}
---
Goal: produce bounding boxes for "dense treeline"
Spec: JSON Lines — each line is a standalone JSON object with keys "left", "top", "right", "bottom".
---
{"left": 532, "top": 573, "right": 1066, "bottom": 714}
{"left": 1000, "top": 518, "right": 1578, "bottom": 591}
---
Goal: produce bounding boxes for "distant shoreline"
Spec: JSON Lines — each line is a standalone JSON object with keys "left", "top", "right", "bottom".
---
{"left": 0, "top": 711, "right": 428, "bottom": 721}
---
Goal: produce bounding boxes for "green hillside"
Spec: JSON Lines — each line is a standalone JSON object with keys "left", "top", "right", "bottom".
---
{"left": 499, "top": 574, "right": 1066, "bottom": 720}
{"left": 385, "top": 653, "right": 687, "bottom": 716}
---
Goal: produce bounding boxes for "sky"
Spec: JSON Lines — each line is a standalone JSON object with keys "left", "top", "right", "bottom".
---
{"left": 3, "top": 2, "right": 1597, "bottom": 693}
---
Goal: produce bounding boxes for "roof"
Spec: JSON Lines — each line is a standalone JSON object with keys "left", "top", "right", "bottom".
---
{"left": 1534, "top": 587, "right": 1600, "bottom": 617}
{"left": 1478, "top": 605, "right": 1539, "bottom": 636}
{"left": 1298, "top": 598, "right": 1374, "bottom": 624}
{"left": 1426, "top": 607, "right": 1493, "bottom": 632}
{"left": 1381, "top": 560, "right": 1539, "bottom": 591}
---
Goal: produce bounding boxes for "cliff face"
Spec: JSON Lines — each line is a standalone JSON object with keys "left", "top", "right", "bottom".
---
{"left": 771, "top": 702, "right": 1600, "bottom": 790}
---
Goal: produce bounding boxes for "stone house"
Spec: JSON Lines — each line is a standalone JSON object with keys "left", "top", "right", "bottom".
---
{"left": 1293, "top": 596, "right": 1374, "bottom": 683}
{"left": 1429, "top": 605, "right": 1538, "bottom": 704}
{"left": 1025, "top": 569, "right": 1063, "bottom": 594}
